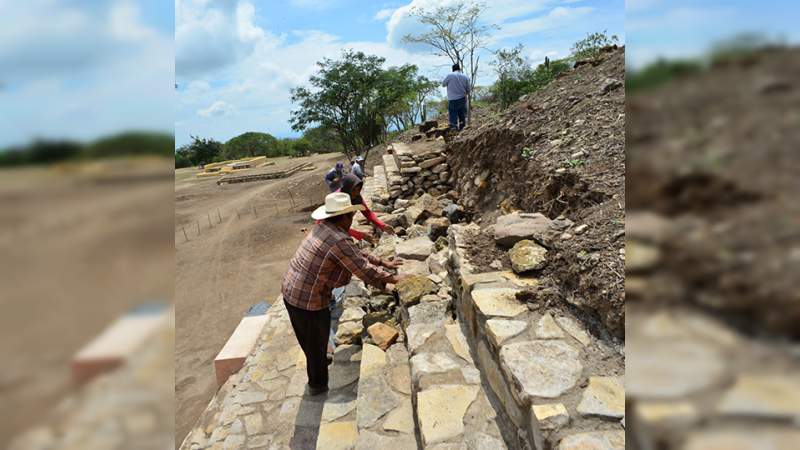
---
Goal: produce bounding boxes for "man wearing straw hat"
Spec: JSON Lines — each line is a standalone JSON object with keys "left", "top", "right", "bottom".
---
{"left": 281, "top": 192, "right": 406, "bottom": 395}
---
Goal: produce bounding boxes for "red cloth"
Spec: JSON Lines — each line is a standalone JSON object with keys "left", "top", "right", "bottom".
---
{"left": 314, "top": 190, "right": 387, "bottom": 241}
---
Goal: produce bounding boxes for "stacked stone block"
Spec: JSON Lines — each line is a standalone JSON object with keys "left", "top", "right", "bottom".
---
{"left": 449, "top": 223, "right": 626, "bottom": 450}
{"left": 385, "top": 142, "right": 451, "bottom": 202}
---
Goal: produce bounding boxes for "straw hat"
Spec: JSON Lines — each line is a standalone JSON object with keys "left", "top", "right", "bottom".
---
{"left": 311, "top": 192, "right": 365, "bottom": 220}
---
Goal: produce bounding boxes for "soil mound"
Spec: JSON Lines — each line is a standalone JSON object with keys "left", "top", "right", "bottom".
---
{"left": 627, "top": 47, "right": 800, "bottom": 339}
{"left": 446, "top": 46, "right": 626, "bottom": 338}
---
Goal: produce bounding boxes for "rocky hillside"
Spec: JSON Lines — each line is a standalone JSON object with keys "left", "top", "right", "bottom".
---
{"left": 446, "top": 46, "right": 626, "bottom": 338}
{"left": 627, "top": 47, "right": 800, "bottom": 339}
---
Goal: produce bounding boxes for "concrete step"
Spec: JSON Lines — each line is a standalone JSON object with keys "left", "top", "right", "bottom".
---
{"left": 448, "top": 224, "right": 625, "bottom": 450}
{"left": 71, "top": 305, "right": 169, "bottom": 384}
{"left": 213, "top": 314, "right": 270, "bottom": 388}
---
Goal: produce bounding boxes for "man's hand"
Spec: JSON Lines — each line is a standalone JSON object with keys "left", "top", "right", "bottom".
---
{"left": 392, "top": 273, "right": 411, "bottom": 284}
{"left": 383, "top": 258, "right": 403, "bottom": 270}
{"left": 382, "top": 225, "right": 396, "bottom": 235}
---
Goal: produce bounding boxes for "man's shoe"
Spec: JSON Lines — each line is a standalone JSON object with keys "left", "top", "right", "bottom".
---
{"left": 307, "top": 384, "right": 329, "bottom": 396}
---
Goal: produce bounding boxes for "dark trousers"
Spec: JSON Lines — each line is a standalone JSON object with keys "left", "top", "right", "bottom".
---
{"left": 448, "top": 97, "right": 467, "bottom": 130}
{"left": 284, "top": 300, "right": 331, "bottom": 388}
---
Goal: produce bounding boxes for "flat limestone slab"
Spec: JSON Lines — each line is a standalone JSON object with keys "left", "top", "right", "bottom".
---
{"left": 316, "top": 421, "right": 358, "bottom": 450}
{"left": 471, "top": 287, "right": 527, "bottom": 318}
{"left": 559, "top": 431, "right": 624, "bottom": 450}
{"left": 214, "top": 315, "right": 269, "bottom": 387}
{"left": 716, "top": 374, "right": 800, "bottom": 420}
{"left": 577, "top": 376, "right": 625, "bottom": 419}
{"left": 417, "top": 384, "right": 479, "bottom": 445}
{"left": 71, "top": 310, "right": 168, "bottom": 383}
{"left": 500, "top": 340, "right": 583, "bottom": 400}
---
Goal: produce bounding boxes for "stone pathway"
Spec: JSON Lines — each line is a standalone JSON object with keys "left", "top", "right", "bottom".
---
{"left": 626, "top": 305, "right": 800, "bottom": 450}
{"left": 353, "top": 344, "right": 416, "bottom": 448}
{"left": 449, "top": 224, "right": 625, "bottom": 449}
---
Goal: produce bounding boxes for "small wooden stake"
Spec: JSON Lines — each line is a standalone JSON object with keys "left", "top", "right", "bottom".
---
{"left": 217, "top": 208, "right": 222, "bottom": 223}
{"left": 182, "top": 227, "right": 188, "bottom": 242}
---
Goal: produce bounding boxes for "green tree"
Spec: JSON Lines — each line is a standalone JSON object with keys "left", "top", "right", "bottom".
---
{"left": 528, "top": 58, "right": 570, "bottom": 91}
{"left": 303, "top": 126, "right": 342, "bottom": 154}
{"left": 223, "top": 132, "right": 278, "bottom": 159}
{"left": 175, "top": 151, "right": 192, "bottom": 168}
{"left": 490, "top": 44, "right": 533, "bottom": 109}
{"left": 87, "top": 131, "right": 173, "bottom": 158}
{"left": 291, "top": 50, "right": 417, "bottom": 159}
{"left": 411, "top": 76, "right": 439, "bottom": 123}
{"left": 182, "top": 135, "right": 222, "bottom": 166}
{"left": 571, "top": 30, "right": 619, "bottom": 61}
{"left": 383, "top": 65, "right": 422, "bottom": 132}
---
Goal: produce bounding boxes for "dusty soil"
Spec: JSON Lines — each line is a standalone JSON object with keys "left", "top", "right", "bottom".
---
{"left": 626, "top": 47, "right": 800, "bottom": 339}
{"left": 464, "top": 227, "right": 512, "bottom": 272}
{"left": 447, "top": 47, "right": 626, "bottom": 338}
{"left": 174, "top": 152, "right": 344, "bottom": 444}
{"left": 0, "top": 159, "right": 174, "bottom": 447}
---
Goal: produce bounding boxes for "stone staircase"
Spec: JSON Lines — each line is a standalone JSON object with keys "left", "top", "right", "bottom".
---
{"left": 183, "top": 140, "right": 624, "bottom": 450}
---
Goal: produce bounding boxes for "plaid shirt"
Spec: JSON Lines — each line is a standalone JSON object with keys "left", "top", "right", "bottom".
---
{"left": 282, "top": 220, "right": 392, "bottom": 311}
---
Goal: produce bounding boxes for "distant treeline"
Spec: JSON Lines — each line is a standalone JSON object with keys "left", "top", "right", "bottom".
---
{"left": 0, "top": 131, "right": 173, "bottom": 167}
{"left": 627, "top": 33, "right": 790, "bottom": 93}
{"left": 174, "top": 127, "right": 343, "bottom": 169}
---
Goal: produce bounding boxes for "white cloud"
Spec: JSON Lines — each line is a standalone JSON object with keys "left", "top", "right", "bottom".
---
{"left": 374, "top": 8, "right": 396, "bottom": 21}
{"left": 0, "top": 0, "right": 173, "bottom": 146}
{"left": 385, "top": 1, "right": 595, "bottom": 49}
{"left": 197, "top": 100, "right": 237, "bottom": 117}
{"left": 108, "top": 1, "right": 159, "bottom": 41}
{"left": 176, "top": 0, "right": 280, "bottom": 78}
{"left": 493, "top": 6, "right": 594, "bottom": 42}
{"left": 175, "top": 0, "right": 623, "bottom": 146}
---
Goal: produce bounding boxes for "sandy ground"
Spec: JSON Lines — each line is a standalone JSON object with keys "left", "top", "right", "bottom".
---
{"left": 0, "top": 159, "right": 174, "bottom": 447}
{"left": 174, "top": 152, "right": 344, "bottom": 445}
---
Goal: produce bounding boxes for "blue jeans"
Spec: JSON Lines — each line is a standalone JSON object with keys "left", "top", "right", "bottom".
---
{"left": 448, "top": 97, "right": 467, "bottom": 130}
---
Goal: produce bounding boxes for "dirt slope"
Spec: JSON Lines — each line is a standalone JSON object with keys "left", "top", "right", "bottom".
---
{"left": 446, "top": 46, "right": 626, "bottom": 338}
{"left": 626, "top": 47, "right": 800, "bottom": 339}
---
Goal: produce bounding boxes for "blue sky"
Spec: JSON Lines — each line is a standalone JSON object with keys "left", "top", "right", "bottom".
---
{"left": 0, "top": 0, "right": 174, "bottom": 148}
{"left": 627, "top": 0, "right": 800, "bottom": 68}
{"left": 3, "top": 1, "right": 797, "bottom": 149}
{"left": 175, "top": 0, "right": 626, "bottom": 147}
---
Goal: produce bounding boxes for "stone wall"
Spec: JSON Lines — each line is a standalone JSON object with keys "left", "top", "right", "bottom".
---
{"left": 448, "top": 224, "right": 625, "bottom": 450}
{"left": 378, "top": 142, "right": 452, "bottom": 208}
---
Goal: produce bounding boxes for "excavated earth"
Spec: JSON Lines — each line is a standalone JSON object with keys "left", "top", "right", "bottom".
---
{"left": 626, "top": 47, "right": 800, "bottom": 339}
{"left": 446, "top": 46, "right": 626, "bottom": 339}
